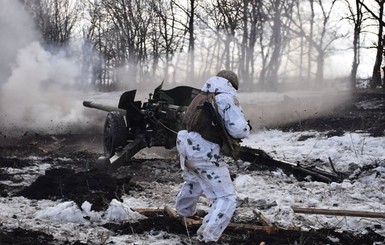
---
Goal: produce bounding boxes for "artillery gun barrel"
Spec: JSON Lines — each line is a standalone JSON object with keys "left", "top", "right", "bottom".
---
{"left": 83, "top": 101, "right": 126, "bottom": 115}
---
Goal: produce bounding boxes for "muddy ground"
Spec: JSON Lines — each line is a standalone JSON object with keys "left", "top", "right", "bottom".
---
{"left": 0, "top": 89, "right": 385, "bottom": 244}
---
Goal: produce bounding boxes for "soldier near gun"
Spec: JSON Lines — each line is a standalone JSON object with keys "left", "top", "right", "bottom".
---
{"left": 175, "top": 70, "right": 250, "bottom": 244}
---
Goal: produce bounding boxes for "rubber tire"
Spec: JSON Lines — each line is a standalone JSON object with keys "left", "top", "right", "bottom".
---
{"left": 103, "top": 112, "right": 127, "bottom": 158}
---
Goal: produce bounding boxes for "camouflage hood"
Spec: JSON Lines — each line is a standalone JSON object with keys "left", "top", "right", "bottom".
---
{"left": 201, "top": 76, "right": 237, "bottom": 95}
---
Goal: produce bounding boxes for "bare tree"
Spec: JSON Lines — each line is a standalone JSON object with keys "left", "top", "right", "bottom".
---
{"left": 308, "top": 0, "right": 315, "bottom": 81}
{"left": 81, "top": 0, "right": 187, "bottom": 87}
{"left": 187, "top": 0, "right": 198, "bottom": 80}
{"left": 151, "top": 0, "right": 186, "bottom": 83}
{"left": 268, "top": 0, "right": 295, "bottom": 89}
{"left": 343, "top": 0, "right": 364, "bottom": 88}
{"left": 286, "top": 0, "right": 342, "bottom": 85}
{"left": 100, "top": 0, "right": 149, "bottom": 85}
{"left": 257, "top": 0, "right": 295, "bottom": 90}
{"left": 239, "top": 0, "right": 264, "bottom": 88}
{"left": 210, "top": 0, "right": 243, "bottom": 70}
{"left": 81, "top": 0, "right": 106, "bottom": 88}
{"left": 314, "top": 0, "right": 338, "bottom": 82}
{"left": 291, "top": 0, "right": 306, "bottom": 80}
{"left": 360, "top": 0, "right": 385, "bottom": 89}
{"left": 22, "top": 0, "right": 79, "bottom": 46}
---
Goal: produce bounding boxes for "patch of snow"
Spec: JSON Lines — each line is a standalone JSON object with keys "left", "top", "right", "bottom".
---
{"left": 105, "top": 199, "right": 146, "bottom": 222}
{"left": 1, "top": 128, "right": 385, "bottom": 243}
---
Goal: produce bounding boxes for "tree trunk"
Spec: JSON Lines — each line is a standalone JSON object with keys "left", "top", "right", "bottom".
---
{"left": 351, "top": 0, "right": 362, "bottom": 88}
{"left": 188, "top": 0, "right": 195, "bottom": 83}
{"left": 370, "top": 2, "right": 384, "bottom": 88}
{"left": 308, "top": 0, "right": 315, "bottom": 82}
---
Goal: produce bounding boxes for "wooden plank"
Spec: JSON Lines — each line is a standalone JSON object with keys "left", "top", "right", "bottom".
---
{"left": 164, "top": 205, "right": 179, "bottom": 218}
{"left": 292, "top": 207, "right": 385, "bottom": 219}
{"left": 164, "top": 205, "right": 202, "bottom": 226}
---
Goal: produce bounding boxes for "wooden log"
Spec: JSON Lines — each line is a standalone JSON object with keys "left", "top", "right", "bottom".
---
{"left": 292, "top": 207, "right": 385, "bottom": 219}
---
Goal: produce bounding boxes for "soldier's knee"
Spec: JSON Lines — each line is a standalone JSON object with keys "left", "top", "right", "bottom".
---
{"left": 228, "top": 194, "right": 237, "bottom": 208}
{"left": 219, "top": 194, "right": 237, "bottom": 211}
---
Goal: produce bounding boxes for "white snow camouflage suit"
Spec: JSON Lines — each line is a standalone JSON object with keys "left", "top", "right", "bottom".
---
{"left": 175, "top": 76, "right": 250, "bottom": 243}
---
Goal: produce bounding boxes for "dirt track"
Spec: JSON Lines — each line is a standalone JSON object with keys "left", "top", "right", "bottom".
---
{"left": 0, "top": 90, "right": 385, "bottom": 244}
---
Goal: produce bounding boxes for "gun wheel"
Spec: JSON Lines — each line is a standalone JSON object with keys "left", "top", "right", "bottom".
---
{"left": 104, "top": 112, "right": 127, "bottom": 158}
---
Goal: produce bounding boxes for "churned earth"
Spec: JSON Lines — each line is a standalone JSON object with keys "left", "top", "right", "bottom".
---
{"left": 0, "top": 89, "right": 385, "bottom": 244}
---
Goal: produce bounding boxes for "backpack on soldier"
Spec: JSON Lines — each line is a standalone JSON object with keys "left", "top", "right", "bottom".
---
{"left": 183, "top": 92, "right": 241, "bottom": 158}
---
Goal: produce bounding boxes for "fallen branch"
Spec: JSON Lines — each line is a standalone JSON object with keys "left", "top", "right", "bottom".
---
{"left": 328, "top": 157, "right": 344, "bottom": 178}
{"left": 292, "top": 207, "right": 385, "bottom": 219}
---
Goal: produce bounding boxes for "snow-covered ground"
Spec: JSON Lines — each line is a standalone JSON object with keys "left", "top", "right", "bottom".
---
{"left": 1, "top": 128, "right": 385, "bottom": 244}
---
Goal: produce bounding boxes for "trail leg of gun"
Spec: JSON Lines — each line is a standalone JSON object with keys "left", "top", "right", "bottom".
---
{"left": 91, "top": 135, "right": 147, "bottom": 171}
{"left": 237, "top": 146, "right": 340, "bottom": 183}
{"left": 108, "top": 135, "right": 147, "bottom": 171}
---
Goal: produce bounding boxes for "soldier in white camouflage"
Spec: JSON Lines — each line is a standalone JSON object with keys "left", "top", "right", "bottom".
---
{"left": 175, "top": 70, "right": 250, "bottom": 244}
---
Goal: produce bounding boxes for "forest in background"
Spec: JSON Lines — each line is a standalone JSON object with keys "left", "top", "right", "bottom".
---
{"left": 8, "top": 0, "right": 385, "bottom": 91}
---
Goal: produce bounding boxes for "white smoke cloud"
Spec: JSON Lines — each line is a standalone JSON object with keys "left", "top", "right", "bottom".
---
{"left": 0, "top": 0, "right": 38, "bottom": 84}
{"left": 1, "top": 42, "right": 86, "bottom": 129}
{"left": 0, "top": 0, "right": 99, "bottom": 135}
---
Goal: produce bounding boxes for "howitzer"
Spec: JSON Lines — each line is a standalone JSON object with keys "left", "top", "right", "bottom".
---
{"left": 83, "top": 83, "right": 343, "bottom": 183}
{"left": 83, "top": 83, "right": 200, "bottom": 171}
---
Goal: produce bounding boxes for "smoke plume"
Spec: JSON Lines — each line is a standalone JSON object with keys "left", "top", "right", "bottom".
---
{"left": 0, "top": 1, "right": 99, "bottom": 136}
